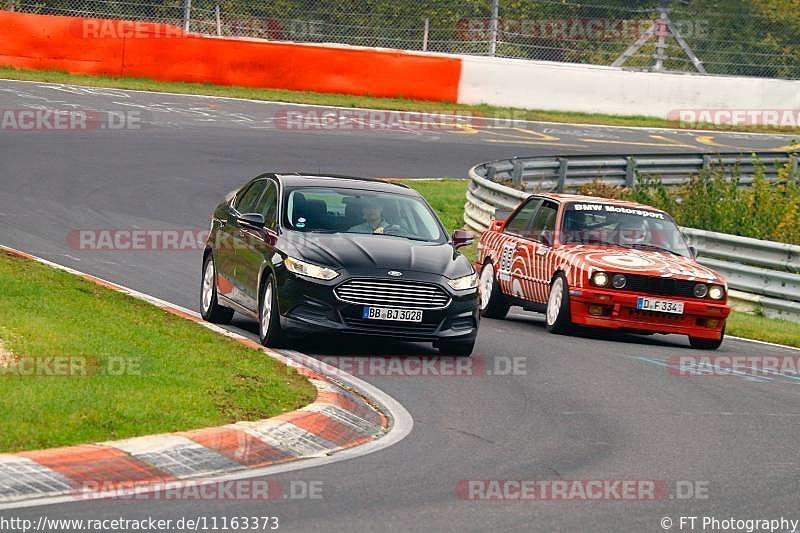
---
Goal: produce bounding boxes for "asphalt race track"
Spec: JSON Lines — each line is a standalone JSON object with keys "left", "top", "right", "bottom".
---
{"left": 2, "top": 79, "right": 800, "bottom": 532}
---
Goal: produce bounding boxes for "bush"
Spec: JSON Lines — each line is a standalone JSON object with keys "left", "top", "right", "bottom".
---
{"left": 576, "top": 155, "right": 800, "bottom": 245}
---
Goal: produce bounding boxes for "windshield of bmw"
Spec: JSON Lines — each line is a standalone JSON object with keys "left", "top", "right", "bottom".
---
{"left": 560, "top": 202, "right": 692, "bottom": 257}
{"left": 283, "top": 187, "right": 446, "bottom": 243}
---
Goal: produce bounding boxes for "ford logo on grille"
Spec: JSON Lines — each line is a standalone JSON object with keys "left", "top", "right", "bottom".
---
{"left": 387, "top": 271, "right": 403, "bottom": 277}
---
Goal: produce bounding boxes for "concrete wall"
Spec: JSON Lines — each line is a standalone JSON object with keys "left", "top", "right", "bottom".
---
{"left": 458, "top": 55, "right": 800, "bottom": 120}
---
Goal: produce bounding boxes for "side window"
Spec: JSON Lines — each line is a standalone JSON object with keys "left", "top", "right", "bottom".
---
{"left": 504, "top": 199, "right": 541, "bottom": 236}
{"left": 234, "top": 181, "right": 266, "bottom": 214}
{"left": 529, "top": 201, "right": 559, "bottom": 243}
{"left": 256, "top": 181, "right": 279, "bottom": 229}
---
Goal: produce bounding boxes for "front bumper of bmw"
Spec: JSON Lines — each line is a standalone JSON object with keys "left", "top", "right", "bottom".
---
{"left": 568, "top": 287, "right": 730, "bottom": 340}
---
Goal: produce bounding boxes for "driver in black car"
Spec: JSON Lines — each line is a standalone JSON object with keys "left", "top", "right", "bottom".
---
{"left": 348, "top": 202, "right": 403, "bottom": 235}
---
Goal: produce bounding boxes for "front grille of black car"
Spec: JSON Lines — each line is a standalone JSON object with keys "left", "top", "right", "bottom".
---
{"left": 334, "top": 279, "right": 451, "bottom": 309}
{"left": 622, "top": 274, "right": 701, "bottom": 299}
{"left": 342, "top": 317, "right": 440, "bottom": 335}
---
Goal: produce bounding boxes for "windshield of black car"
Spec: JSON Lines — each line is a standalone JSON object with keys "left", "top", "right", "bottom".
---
{"left": 283, "top": 187, "right": 446, "bottom": 243}
{"left": 560, "top": 203, "right": 692, "bottom": 257}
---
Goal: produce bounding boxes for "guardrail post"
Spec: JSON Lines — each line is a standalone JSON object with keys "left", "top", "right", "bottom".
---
{"left": 486, "top": 164, "right": 497, "bottom": 181}
{"left": 557, "top": 158, "right": 568, "bottom": 192}
{"left": 792, "top": 156, "right": 799, "bottom": 180}
{"left": 702, "top": 155, "right": 712, "bottom": 170}
{"left": 511, "top": 159, "right": 523, "bottom": 188}
{"left": 625, "top": 157, "right": 635, "bottom": 187}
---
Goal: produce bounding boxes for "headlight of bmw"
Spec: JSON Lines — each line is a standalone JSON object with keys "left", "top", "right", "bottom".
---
{"left": 591, "top": 271, "right": 610, "bottom": 287}
{"left": 448, "top": 272, "right": 479, "bottom": 291}
{"left": 708, "top": 285, "right": 725, "bottom": 300}
{"left": 284, "top": 256, "right": 339, "bottom": 281}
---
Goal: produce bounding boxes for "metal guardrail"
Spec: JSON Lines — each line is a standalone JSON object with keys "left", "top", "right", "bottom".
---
{"left": 465, "top": 159, "right": 800, "bottom": 322}
{"left": 473, "top": 152, "right": 797, "bottom": 193}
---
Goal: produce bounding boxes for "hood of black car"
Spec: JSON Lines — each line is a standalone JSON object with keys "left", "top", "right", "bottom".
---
{"left": 287, "top": 232, "right": 472, "bottom": 279}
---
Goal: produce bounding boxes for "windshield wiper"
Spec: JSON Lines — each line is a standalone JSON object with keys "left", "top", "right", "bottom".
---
{"left": 385, "top": 234, "right": 435, "bottom": 243}
{"left": 628, "top": 243, "right": 684, "bottom": 256}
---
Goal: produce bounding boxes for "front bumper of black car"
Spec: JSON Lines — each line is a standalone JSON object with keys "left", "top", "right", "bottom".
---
{"left": 274, "top": 270, "right": 479, "bottom": 343}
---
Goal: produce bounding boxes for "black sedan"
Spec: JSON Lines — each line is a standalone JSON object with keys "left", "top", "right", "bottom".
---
{"left": 201, "top": 173, "right": 480, "bottom": 355}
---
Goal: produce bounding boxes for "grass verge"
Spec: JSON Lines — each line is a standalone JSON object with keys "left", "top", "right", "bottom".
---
{"left": 405, "top": 179, "right": 800, "bottom": 348}
{"left": 0, "top": 251, "right": 316, "bottom": 453}
{"left": 726, "top": 311, "right": 800, "bottom": 349}
{"left": 401, "top": 179, "right": 477, "bottom": 261}
{"left": 2, "top": 66, "right": 798, "bottom": 134}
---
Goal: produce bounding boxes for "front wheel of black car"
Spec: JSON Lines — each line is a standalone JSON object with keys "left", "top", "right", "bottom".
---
{"left": 201, "top": 254, "right": 234, "bottom": 324}
{"left": 437, "top": 339, "right": 475, "bottom": 357}
{"left": 259, "top": 274, "right": 285, "bottom": 348}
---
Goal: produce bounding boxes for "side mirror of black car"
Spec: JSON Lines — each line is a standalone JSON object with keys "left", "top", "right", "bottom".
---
{"left": 237, "top": 212, "right": 265, "bottom": 228}
{"left": 452, "top": 229, "right": 475, "bottom": 250}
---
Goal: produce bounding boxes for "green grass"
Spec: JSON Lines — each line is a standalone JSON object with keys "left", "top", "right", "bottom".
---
{"left": 401, "top": 179, "right": 477, "bottom": 262}
{"left": 405, "top": 179, "right": 800, "bottom": 347}
{"left": 3, "top": 66, "right": 798, "bottom": 134}
{"left": 400, "top": 179, "right": 468, "bottom": 233}
{"left": 726, "top": 311, "right": 800, "bottom": 348}
{"left": 0, "top": 251, "right": 315, "bottom": 453}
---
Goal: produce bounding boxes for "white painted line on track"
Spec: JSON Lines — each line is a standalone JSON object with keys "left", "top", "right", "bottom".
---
{"left": 0, "top": 77, "right": 796, "bottom": 138}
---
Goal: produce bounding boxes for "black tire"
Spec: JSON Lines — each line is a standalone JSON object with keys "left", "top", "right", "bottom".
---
{"left": 200, "top": 253, "right": 234, "bottom": 324}
{"left": 437, "top": 339, "right": 475, "bottom": 357}
{"left": 689, "top": 326, "right": 725, "bottom": 350}
{"left": 545, "top": 273, "right": 574, "bottom": 334}
{"left": 479, "top": 261, "right": 510, "bottom": 319}
{"left": 258, "top": 274, "right": 285, "bottom": 348}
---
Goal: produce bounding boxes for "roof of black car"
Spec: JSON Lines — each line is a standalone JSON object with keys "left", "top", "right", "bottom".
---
{"left": 268, "top": 173, "right": 418, "bottom": 195}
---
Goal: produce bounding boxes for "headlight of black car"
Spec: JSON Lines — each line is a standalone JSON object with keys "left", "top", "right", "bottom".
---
{"left": 447, "top": 272, "right": 479, "bottom": 291}
{"left": 284, "top": 256, "right": 339, "bottom": 281}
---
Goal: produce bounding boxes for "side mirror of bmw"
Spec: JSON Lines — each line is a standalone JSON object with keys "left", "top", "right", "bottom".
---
{"left": 236, "top": 212, "right": 265, "bottom": 228}
{"left": 452, "top": 229, "right": 474, "bottom": 249}
{"left": 540, "top": 229, "right": 553, "bottom": 247}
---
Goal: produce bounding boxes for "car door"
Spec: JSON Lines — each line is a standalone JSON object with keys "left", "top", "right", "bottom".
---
{"left": 524, "top": 200, "right": 560, "bottom": 304}
{"left": 214, "top": 183, "right": 261, "bottom": 300}
{"left": 237, "top": 179, "right": 279, "bottom": 312}
{"left": 226, "top": 180, "right": 267, "bottom": 308}
{"left": 496, "top": 197, "right": 541, "bottom": 301}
